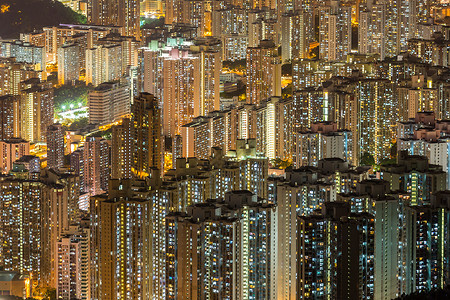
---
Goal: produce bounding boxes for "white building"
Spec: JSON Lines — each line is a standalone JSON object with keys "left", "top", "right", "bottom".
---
{"left": 56, "top": 235, "right": 82, "bottom": 300}
{"left": 0, "top": 40, "right": 46, "bottom": 70}
{"left": 57, "top": 43, "right": 80, "bottom": 85}
{"left": 294, "top": 122, "right": 353, "bottom": 168}
{"left": 88, "top": 80, "right": 131, "bottom": 125}
{"left": 86, "top": 44, "right": 123, "bottom": 86}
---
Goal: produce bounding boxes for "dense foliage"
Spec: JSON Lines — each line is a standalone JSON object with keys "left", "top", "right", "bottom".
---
{"left": 0, "top": 0, "right": 86, "bottom": 39}
{"left": 141, "top": 17, "right": 165, "bottom": 28}
{"left": 54, "top": 85, "right": 91, "bottom": 112}
{"left": 223, "top": 59, "right": 246, "bottom": 71}
{"left": 282, "top": 63, "right": 292, "bottom": 76}
{"left": 271, "top": 158, "right": 293, "bottom": 169}
{"left": 67, "top": 117, "right": 89, "bottom": 131}
{"left": 360, "top": 152, "right": 376, "bottom": 166}
{"left": 395, "top": 286, "right": 450, "bottom": 299}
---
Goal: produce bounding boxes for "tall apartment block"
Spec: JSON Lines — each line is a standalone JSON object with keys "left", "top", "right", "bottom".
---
{"left": 19, "top": 79, "right": 54, "bottom": 143}
{"left": 88, "top": 80, "right": 131, "bottom": 125}
{"left": 57, "top": 42, "right": 80, "bottom": 85}
{"left": 47, "top": 123, "right": 65, "bottom": 170}
{"left": 87, "top": 0, "right": 140, "bottom": 40}
{"left": 90, "top": 179, "right": 152, "bottom": 300}
{"left": 56, "top": 223, "right": 91, "bottom": 300}
{"left": 132, "top": 92, "right": 162, "bottom": 177}
{"left": 0, "top": 138, "right": 30, "bottom": 174}
{"left": 246, "top": 40, "right": 281, "bottom": 104}
{"left": 294, "top": 121, "right": 353, "bottom": 167}
{"left": 0, "top": 95, "right": 20, "bottom": 139}
{"left": 298, "top": 202, "right": 374, "bottom": 299}
{"left": 71, "top": 137, "right": 110, "bottom": 196}
{"left": 380, "top": 151, "right": 447, "bottom": 206}
{"left": 166, "top": 190, "right": 277, "bottom": 299}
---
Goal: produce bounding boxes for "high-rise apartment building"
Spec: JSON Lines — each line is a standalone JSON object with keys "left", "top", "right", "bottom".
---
{"left": 47, "top": 123, "right": 65, "bottom": 170}
{"left": 294, "top": 121, "right": 354, "bottom": 167}
{"left": 162, "top": 49, "right": 200, "bottom": 136}
{"left": 397, "top": 112, "right": 450, "bottom": 189}
{"left": 318, "top": 3, "right": 352, "bottom": 61}
{"left": 274, "top": 169, "right": 334, "bottom": 299}
{"left": 403, "top": 192, "right": 450, "bottom": 294}
{"left": 40, "top": 177, "right": 74, "bottom": 288}
{"left": 255, "top": 96, "right": 294, "bottom": 160}
{"left": 281, "top": 11, "right": 307, "bottom": 62}
{"left": 57, "top": 43, "right": 80, "bottom": 85}
{"left": 298, "top": 202, "right": 374, "bottom": 299}
{"left": 132, "top": 92, "right": 162, "bottom": 177}
{"left": 87, "top": 0, "right": 140, "bottom": 40}
{"left": 70, "top": 148, "right": 85, "bottom": 194}
{"left": 337, "top": 179, "right": 406, "bottom": 299}
{"left": 0, "top": 95, "right": 20, "bottom": 140}
{"left": 0, "top": 40, "right": 46, "bottom": 71}
{"left": 90, "top": 179, "right": 151, "bottom": 300}
{"left": 181, "top": 112, "right": 229, "bottom": 159}
{"left": 408, "top": 36, "right": 450, "bottom": 67}
{"left": 141, "top": 47, "right": 200, "bottom": 137}
{"left": 380, "top": 151, "right": 447, "bottom": 206}
{"left": 373, "top": 192, "right": 404, "bottom": 300}
{"left": 166, "top": 190, "right": 277, "bottom": 299}
{"left": 358, "top": 4, "right": 387, "bottom": 59}
{"left": 11, "top": 155, "right": 41, "bottom": 180}
{"left": 396, "top": 75, "right": 440, "bottom": 121}
{"left": 56, "top": 234, "right": 82, "bottom": 300}
{"left": 162, "top": 138, "right": 269, "bottom": 211}
{"left": 222, "top": 35, "right": 248, "bottom": 61}
{"left": 292, "top": 87, "right": 330, "bottom": 130}
{"left": 111, "top": 117, "right": 134, "bottom": 179}
{"left": 211, "top": 6, "right": 248, "bottom": 60}
{"left": 344, "top": 79, "right": 397, "bottom": 163}
{"left": 0, "top": 58, "right": 43, "bottom": 96}
{"left": 359, "top": 0, "right": 417, "bottom": 60}
{"left": 142, "top": 44, "right": 220, "bottom": 137}
{"left": 88, "top": 81, "right": 131, "bottom": 125}
{"left": 40, "top": 168, "right": 81, "bottom": 228}
{"left": 0, "top": 179, "right": 44, "bottom": 282}
{"left": 86, "top": 44, "right": 123, "bottom": 86}
{"left": 55, "top": 221, "right": 91, "bottom": 300}
{"left": 273, "top": 159, "right": 372, "bottom": 299}
{"left": 223, "top": 139, "right": 269, "bottom": 199}
{"left": 19, "top": 80, "right": 54, "bottom": 143}
{"left": 246, "top": 40, "right": 281, "bottom": 104}
{"left": 95, "top": 33, "right": 139, "bottom": 71}
{"left": 0, "top": 173, "right": 75, "bottom": 287}
{"left": 0, "top": 138, "right": 30, "bottom": 174}
{"left": 192, "top": 43, "right": 221, "bottom": 116}
{"left": 73, "top": 137, "right": 110, "bottom": 196}
{"left": 34, "top": 24, "right": 117, "bottom": 63}
{"left": 165, "top": 0, "right": 213, "bottom": 37}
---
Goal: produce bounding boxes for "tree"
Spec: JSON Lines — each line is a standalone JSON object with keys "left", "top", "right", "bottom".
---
{"left": 390, "top": 142, "right": 398, "bottom": 159}
{"left": 68, "top": 117, "right": 89, "bottom": 131}
{"left": 360, "top": 152, "right": 375, "bottom": 166}
{"left": 281, "top": 63, "right": 292, "bottom": 76}
{"left": 223, "top": 59, "right": 246, "bottom": 71}
{"left": 271, "top": 157, "right": 293, "bottom": 169}
{"left": 33, "top": 286, "right": 56, "bottom": 300}
{"left": 54, "top": 85, "right": 91, "bottom": 113}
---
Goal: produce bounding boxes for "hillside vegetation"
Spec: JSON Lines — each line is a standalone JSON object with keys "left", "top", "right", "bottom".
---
{"left": 0, "top": 0, "right": 85, "bottom": 39}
